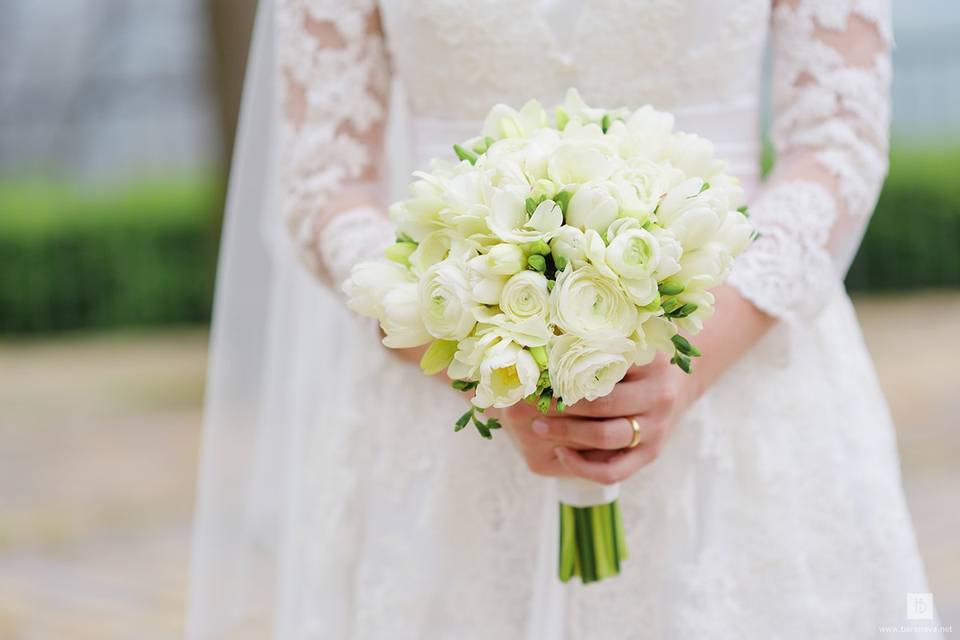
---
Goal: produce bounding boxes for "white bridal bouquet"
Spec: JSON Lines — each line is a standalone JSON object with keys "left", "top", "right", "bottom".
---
{"left": 344, "top": 89, "right": 755, "bottom": 583}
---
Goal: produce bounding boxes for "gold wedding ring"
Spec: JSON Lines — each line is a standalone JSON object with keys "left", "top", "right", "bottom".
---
{"left": 628, "top": 418, "right": 643, "bottom": 449}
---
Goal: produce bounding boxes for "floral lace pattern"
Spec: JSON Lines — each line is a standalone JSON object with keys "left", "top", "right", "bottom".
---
{"left": 728, "top": 0, "right": 892, "bottom": 320}
{"left": 278, "top": 0, "right": 392, "bottom": 284}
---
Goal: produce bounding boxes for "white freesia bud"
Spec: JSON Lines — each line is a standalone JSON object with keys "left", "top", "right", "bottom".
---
{"left": 649, "top": 225, "right": 683, "bottom": 281}
{"left": 674, "top": 289, "right": 716, "bottom": 335}
{"left": 630, "top": 315, "right": 678, "bottom": 366}
{"left": 565, "top": 183, "right": 619, "bottom": 232}
{"left": 482, "top": 99, "right": 548, "bottom": 139}
{"left": 551, "top": 265, "right": 638, "bottom": 338}
{"left": 381, "top": 283, "right": 433, "bottom": 348}
{"left": 547, "top": 142, "right": 617, "bottom": 185}
{"left": 549, "top": 226, "right": 588, "bottom": 270}
{"left": 488, "top": 190, "right": 563, "bottom": 243}
{"left": 500, "top": 271, "right": 550, "bottom": 324}
{"left": 605, "top": 227, "right": 661, "bottom": 306}
{"left": 468, "top": 243, "right": 526, "bottom": 276}
{"left": 420, "top": 259, "right": 478, "bottom": 340}
{"left": 549, "top": 334, "right": 636, "bottom": 406}
{"left": 663, "top": 132, "right": 724, "bottom": 178}
{"left": 473, "top": 341, "right": 541, "bottom": 409}
{"left": 656, "top": 178, "right": 722, "bottom": 251}
{"left": 343, "top": 261, "right": 415, "bottom": 320}
{"left": 674, "top": 242, "right": 733, "bottom": 291}
{"left": 716, "top": 209, "right": 754, "bottom": 257}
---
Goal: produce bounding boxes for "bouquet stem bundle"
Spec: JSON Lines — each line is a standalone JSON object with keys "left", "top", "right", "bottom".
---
{"left": 558, "top": 500, "right": 628, "bottom": 583}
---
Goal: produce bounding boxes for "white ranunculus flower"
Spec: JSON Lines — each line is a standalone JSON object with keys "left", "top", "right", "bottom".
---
{"left": 629, "top": 315, "right": 678, "bottom": 366}
{"left": 488, "top": 190, "right": 563, "bottom": 244}
{"left": 715, "top": 209, "right": 754, "bottom": 257}
{"left": 549, "top": 225, "right": 588, "bottom": 270}
{"left": 551, "top": 264, "right": 638, "bottom": 338}
{"left": 549, "top": 334, "right": 636, "bottom": 406}
{"left": 419, "top": 259, "right": 478, "bottom": 340}
{"left": 500, "top": 270, "right": 550, "bottom": 324}
{"left": 473, "top": 340, "right": 541, "bottom": 409}
{"left": 547, "top": 141, "right": 617, "bottom": 185}
{"left": 482, "top": 99, "right": 548, "bottom": 139}
{"left": 380, "top": 282, "right": 433, "bottom": 348}
{"left": 605, "top": 227, "right": 661, "bottom": 306}
{"left": 565, "top": 183, "right": 619, "bottom": 232}
{"left": 343, "top": 261, "right": 415, "bottom": 320}
{"left": 656, "top": 178, "right": 723, "bottom": 251}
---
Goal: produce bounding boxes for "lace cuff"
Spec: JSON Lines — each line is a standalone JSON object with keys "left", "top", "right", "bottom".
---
{"left": 728, "top": 0, "right": 891, "bottom": 321}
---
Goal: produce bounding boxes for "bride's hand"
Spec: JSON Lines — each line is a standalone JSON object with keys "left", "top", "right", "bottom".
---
{"left": 495, "top": 355, "right": 695, "bottom": 484}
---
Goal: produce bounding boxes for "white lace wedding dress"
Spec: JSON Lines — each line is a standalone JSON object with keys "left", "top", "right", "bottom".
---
{"left": 186, "top": 1, "right": 940, "bottom": 638}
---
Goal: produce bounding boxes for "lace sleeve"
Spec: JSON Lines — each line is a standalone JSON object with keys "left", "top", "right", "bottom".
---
{"left": 278, "top": 0, "right": 395, "bottom": 288}
{"left": 727, "top": 0, "right": 892, "bottom": 320}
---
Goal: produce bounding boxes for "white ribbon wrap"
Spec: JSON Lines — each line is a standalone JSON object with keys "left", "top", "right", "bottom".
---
{"left": 556, "top": 477, "right": 620, "bottom": 508}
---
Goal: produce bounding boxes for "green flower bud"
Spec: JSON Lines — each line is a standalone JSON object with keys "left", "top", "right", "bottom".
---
{"left": 670, "top": 334, "right": 701, "bottom": 358}
{"left": 526, "top": 240, "right": 551, "bottom": 256}
{"left": 529, "top": 345, "right": 549, "bottom": 369}
{"left": 420, "top": 339, "right": 459, "bottom": 375}
{"left": 553, "top": 254, "right": 568, "bottom": 272}
{"left": 658, "top": 281, "right": 685, "bottom": 296}
{"left": 555, "top": 106, "right": 570, "bottom": 130}
{"left": 527, "top": 254, "right": 547, "bottom": 272}
{"left": 453, "top": 144, "right": 477, "bottom": 165}
{"left": 601, "top": 113, "right": 611, "bottom": 133}
{"left": 553, "top": 189, "right": 572, "bottom": 214}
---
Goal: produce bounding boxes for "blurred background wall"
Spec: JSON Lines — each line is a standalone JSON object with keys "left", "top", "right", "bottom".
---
{"left": 0, "top": 1, "right": 957, "bottom": 638}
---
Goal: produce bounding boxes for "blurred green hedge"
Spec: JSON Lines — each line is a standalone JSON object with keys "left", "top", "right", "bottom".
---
{"left": 846, "top": 146, "right": 960, "bottom": 290}
{"left": 0, "top": 146, "right": 957, "bottom": 334}
{"left": 0, "top": 179, "right": 219, "bottom": 333}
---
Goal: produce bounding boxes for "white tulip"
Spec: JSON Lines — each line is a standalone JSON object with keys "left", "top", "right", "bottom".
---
{"left": 549, "top": 334, "right": 636, "bottom": 406}
{"left": 547, "top": 141, "right": 617, "bottom": 185}
{"left": 500, "top": 271, "right": 550, "bottom": 324}
{"left": 551, "top": 264, "right": 638, "bottom": 338}
{"left": 674, "top": 242, "right": 734, "bottom": 291}
{"left": 419, "top": 259, "right": 478, "bottom": 340}
{"left": 565, "top": 183, "right": 619, "bottom": 232}
{"left": 716, "top": 209, "right": 754, "bottom": 257}
{"left": 473, "top": 341, "right": 541, "bottom": 409}
{"left": 656, "top": 178, "right": 723, "bottom": 251}
{"left": 649, "top": 225, "right": 683, "bottom": 281}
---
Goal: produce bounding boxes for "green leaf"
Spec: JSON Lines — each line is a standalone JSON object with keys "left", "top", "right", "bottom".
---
{"left": 661, "top": 298, "right": 682, "bottom": 314}
{"left": 658, "top": 281, "right": 685, "bottom": 296}
{"left": 670, "top": 334, "right": 701, "bottom": 358}
{"left": 486, "top": 417, "right": 502, "bottom": 430}
{"left": 454, "top": 408, "right": 475, "bottom": 432}
{"left": 527, "top": 254, "right": 547, "bottom": 273}
{"left": 453, "top": 144, "right": 478, "bottom": 165}
{"left": 419, "top": 339, "right": 459, "bottom": 375}
{"left": 396, "top": 232, "right": 417, "bottom": 244}
{"left": 737, "top": 205, "right": 750, "bottom": 217}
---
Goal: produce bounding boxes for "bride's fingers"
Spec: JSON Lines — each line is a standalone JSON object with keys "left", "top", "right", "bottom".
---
{"left": 554, "top": 445, "right": 657, "bottom": 485}
{"left": 531, "top": 416, "right": 638, "bottom": 450}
